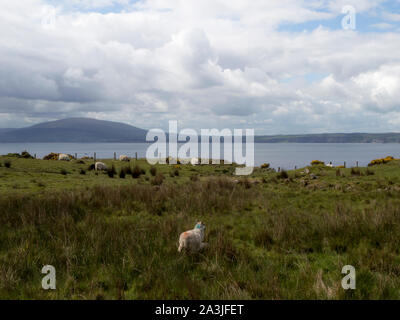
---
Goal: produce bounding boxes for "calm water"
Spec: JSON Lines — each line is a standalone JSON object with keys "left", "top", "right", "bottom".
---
{"left": 0, "top": 143, "right": 399, "bottom": 169}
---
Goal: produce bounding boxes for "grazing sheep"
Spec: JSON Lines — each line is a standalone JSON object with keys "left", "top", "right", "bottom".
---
{"left": 95, "top": 162, "right": 108, "bottom": 171}
{"left": 326, "top": 162, "right": 333, "bottom": 168}
{"left": 119, "top": 155, "right": 130, "bottom": 162}
{"left": 190, "top": 157, "right": 199, "bottom": 166}
{"left": 58, "top": 154, "right": 70, "bottom": 161}
{"left": 178, "top": 222, "right": 207, "bottom": 253}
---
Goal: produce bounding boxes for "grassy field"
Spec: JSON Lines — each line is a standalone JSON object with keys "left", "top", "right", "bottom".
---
{"left": 1, "top": 154, "right": 400, "bottom": 300}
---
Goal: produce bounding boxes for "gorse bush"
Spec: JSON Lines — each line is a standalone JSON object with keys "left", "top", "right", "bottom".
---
{"left": 4, "top": 160, "right": 11, "bottom": 168}
{"left": 311, "top": 160, "right": 325, "bottom": 166}
{"left": 261, "top": 163, "right": 270, "bottom": 169}
{"left": 368, "top": 156, "right": 395, "bottom": 167}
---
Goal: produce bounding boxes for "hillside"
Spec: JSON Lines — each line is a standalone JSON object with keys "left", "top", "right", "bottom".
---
{"left": 255, "top": 133, "right": 400, "bottom": 143}
{"left": 0, "top": 118, "right": 148, "bottom": 142}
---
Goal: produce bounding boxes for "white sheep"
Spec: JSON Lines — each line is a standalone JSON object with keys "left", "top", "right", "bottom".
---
{"left": 178, "top": 222, "right": 207, "bottom": 253}
{"left": 119, "top": 155, "right": 130, "bottom": 162}
{"left": 95, "top": 162, "right": 108, "bottom": 171}
{"left": 190, "top": 157, "right": 199, "bottom": 166}
{"left": 58, "top": 154, "right": 70, "bottom": 161}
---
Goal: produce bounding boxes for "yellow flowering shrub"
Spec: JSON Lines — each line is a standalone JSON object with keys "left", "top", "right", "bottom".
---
{"left": 311, "top": 160, "right": 325, "bottom": 166}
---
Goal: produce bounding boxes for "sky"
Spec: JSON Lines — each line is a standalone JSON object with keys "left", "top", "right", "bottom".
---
{"left": 0, "top": 0, "right": 400, "bottom": 134}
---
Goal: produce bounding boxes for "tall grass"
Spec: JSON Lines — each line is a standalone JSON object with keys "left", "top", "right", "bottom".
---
{"left": 1, "top": 175, "right": 400, "bottom": 300}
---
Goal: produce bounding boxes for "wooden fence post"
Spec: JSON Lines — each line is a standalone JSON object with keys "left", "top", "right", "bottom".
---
{"left": 114, "top": 152, "right": 116, "bottom": 161}
{"left": 344, "top": 161, "right": 346, "bottom": 168}
{"left": 94, "top": 152, "right": 96, "bottom": 163}
{"left": 136, "top": 152, "right": 138, "bottom": 161}
{"left": 356, "top": 161, "right": 359, "bottom": 168}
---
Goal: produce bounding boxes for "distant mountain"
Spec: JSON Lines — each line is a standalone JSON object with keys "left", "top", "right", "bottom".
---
{"left": 0, "top": 118, "right": 148, "bottom": 142}
{"left": 0, "top": 118, "right": 399, "bottom": 143}
{"left": 255, "top": 133, "right": 400, "bottom": 143}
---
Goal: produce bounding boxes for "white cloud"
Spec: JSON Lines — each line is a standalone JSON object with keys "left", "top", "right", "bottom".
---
{"left": 371, "top": 22, "right": 395, "bottom": 29}
{"left": 0, "top": 0, "right": 399, "bottom": 133}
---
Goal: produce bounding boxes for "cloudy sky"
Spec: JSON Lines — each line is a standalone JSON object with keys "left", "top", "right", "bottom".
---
{"left": 1, "top": 0, "right": 400, "bottom": 134}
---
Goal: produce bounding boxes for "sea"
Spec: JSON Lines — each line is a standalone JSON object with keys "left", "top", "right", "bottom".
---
{"left": 0, "top": 142, "right": 399, "bottom": 170}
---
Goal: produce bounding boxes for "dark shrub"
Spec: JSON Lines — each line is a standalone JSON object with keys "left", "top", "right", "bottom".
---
{"left": 366, "top": 169, "right": 375, "bottom": 176}
{"left": 6, "top": 153, "right": 20, "bottom": 158}
{"left": 173, "top": 169, "right": 179, "bottom": 177}
{"left": 37, "top": 181, "right": 45, "bottom": 187}
{"left": 119, "top": 169, "right": 126, "bottom": 179}
{"left": 79, "top": 169, "right": 86, "bottom": 175}
{"left": 255, "top": 229, "right": 274, "bottom": 249}
{"left": 150, "top": 166, "right": 157, "bottom": 177}
{"left": 60, "top": 169, "right": 68, "bottom": 175}
{"left": 151, "top": 173, "right": 165, "bottom": 186}
{"left": 132, "top": 165, "right": 142, "bottom": 179}
{"left": 21, "top": 151, "right": 34, "bottom": 159}
{"left": 277, "top": 170, "right": 288, "bottom": 179}
{"left": 240, "top": 178, "right": 252, "bottom": 189}
{"left": 107, "top": 165, "right": 116, "bottom": 178}
{"left": 351, "top": 168, "right": 362, "bottom": 176}
{"left": 4, "top": 160, "right": 11, "bottom": 168}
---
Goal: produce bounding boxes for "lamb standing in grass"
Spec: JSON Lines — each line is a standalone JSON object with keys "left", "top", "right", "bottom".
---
{"left": 178, "top": 222, "right": 207, "bottom": 253}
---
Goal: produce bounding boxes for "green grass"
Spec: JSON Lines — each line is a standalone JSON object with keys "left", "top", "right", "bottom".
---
{"left": 1, "top": 156, "right": 400, "bottom": 299}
